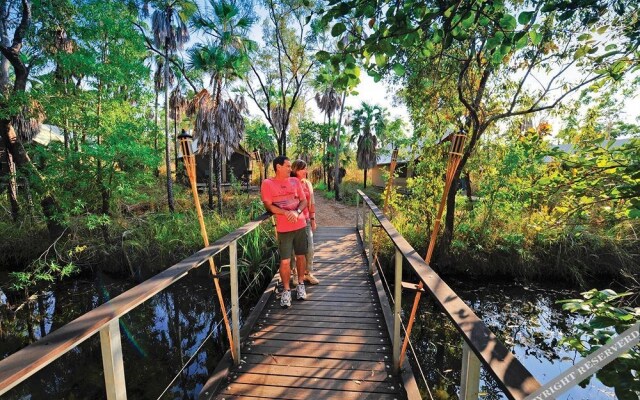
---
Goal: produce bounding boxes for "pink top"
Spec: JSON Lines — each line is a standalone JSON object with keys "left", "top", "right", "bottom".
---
{"left": 261, "top": 177, "right": 307, "bottom": 233}
{"left": 294, "top": 178, "right": 314, "bottom": 220}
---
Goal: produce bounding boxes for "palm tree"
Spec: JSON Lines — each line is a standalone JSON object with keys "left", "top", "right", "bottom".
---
{"left": 153, "top": 56, "right": 175, "bottom": 176}
{"left": 352, "top": 103, "right": 386, "bottom": 188}
{"left": 169, "top": 85, "right": 187, "bottom": 172}
{"left": 151, "top": 3, "right": 190, "bottom": 212}
{"left": 314, "top": 87, "right": 342, "bottom": 187}
{"left": 188, "top": 0, "right": 254, "bottom": 213}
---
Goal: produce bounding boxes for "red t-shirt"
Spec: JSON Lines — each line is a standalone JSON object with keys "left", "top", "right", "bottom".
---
{"left": 261, "top": 177, "right": 307, "bottom": 233}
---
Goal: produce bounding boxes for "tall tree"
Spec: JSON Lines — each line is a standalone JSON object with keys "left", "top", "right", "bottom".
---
{"left": 314, "top": 86, "right": 341, "bottom": 186}
{"left": 151, "top": 1, "right": 191, "bottom": 212}
{"left": 351, "top": 102, "right": 386, "bottom": 188}
{"left": 245, "top": 0, "right": 316, "bottom": 156}
{"left": 189, "top": 0, "right": 253, "bottom": 213}
{"left": 322, "top": 0, "right": 640, "bottom": 259}
{"left": 0, "top": 0, "right": 32, "bottom": 220}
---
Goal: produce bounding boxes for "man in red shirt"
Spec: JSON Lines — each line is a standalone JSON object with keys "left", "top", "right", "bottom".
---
{"left": 261, "top": 156, "right": 308, "bottom": 308}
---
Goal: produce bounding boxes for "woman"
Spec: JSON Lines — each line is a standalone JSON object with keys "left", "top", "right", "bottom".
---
{"left": 290, "top": 159, "right": 319, "bottom": 285}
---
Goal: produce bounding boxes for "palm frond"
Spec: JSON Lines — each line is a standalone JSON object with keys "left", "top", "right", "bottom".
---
{"left": 11, "top": 100, "right": 45, "bottom": 143}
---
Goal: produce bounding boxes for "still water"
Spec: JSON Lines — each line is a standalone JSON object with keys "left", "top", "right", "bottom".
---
{"left": 1, "top": 266, "right": 267, "bottom": 400}
{"left": 405, "top": 278, "right": 617, "bottom": 399}
{"left": 1, "top": 271, "right": 625, "bottom": 399}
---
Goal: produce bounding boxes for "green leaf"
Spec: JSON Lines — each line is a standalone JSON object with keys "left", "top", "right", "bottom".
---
{"left": 331, "top": 22, "right": 346, "bottom": 37}
{"left": 315, "top": 51, "right": 330, "bottom": 62}
{"left": 499, "top": 14, "right": 517, "bottom": 30}
{"left": 518, "top": 11, "right": 534, "bottom": 25}
{"left": 392, "top": 63, "right": 405, "bottom": 76}
{"left": 515, "top": 33, "right": 529, "bottom": 49}
{"left": 479, "top": 16, "right": 490, "bottom": 27}
{"left": 577, "top": 33, "right": 592, "bottom": 41}
{"left": 374, "top": 53, "right": 387, "bottom": 67}
{"left": 529, "top": 31, "right": 542, "bottom": 45}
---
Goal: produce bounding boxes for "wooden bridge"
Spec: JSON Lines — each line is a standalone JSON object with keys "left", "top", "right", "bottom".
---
{"left": 0, "top": 191, "right": 542, "bottom": 399}
{"left": 198, "top": 226, "right": 418, "bottom": 399}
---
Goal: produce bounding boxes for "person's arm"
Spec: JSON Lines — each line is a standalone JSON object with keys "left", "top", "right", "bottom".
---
{"left": 262, "top": 199, "right": 299, "bottom": 222}
{"left": 306, "top": 181, "right": 317, "bottom": 230}
{"left": 261, "top": 181, "right": 298, "bottom": 222}
{"left": 296, "top": 180, "right": 308, "bottom": 214}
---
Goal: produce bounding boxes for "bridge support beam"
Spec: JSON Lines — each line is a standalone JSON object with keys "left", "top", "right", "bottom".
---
{"left": 460, "top": 342, "right": 481, "bottom": 400}
{"left": 100, "top": 319, "right": 127, "bottom": 400}
{"left": 230, "top": 240, "right": 241, "bottom": 365}
{"left": 367, "top": 210, "right": 374, "bottom": 274}
{"left": 392, "top": 248, "right": 402, "bottom": 373}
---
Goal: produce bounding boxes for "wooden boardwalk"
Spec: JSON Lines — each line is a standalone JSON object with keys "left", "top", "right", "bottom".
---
{"left": 209, "top": 227, "right": 407, "bottom": 399}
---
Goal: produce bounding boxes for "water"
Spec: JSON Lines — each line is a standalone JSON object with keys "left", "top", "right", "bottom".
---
{"left": 404, "top": 278, "right": 618, "bottom": 399}
{"left": 1, "top": 270, "right": 626, "bottom": 399}
{"left": 1, "top": 266, "right": 270, "bottom": 400}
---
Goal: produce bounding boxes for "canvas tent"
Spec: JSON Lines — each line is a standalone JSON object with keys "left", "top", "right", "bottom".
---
{"left": 371, "top": 143, "right": 418, "bottom": 188}
{"left": 178, "top": 137, "right": 255, "bottom": 184}
{"left": 33, "top": 124, "right": 65, "bottom": 146}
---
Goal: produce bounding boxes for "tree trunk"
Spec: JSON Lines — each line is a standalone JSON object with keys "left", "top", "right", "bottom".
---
{"left": 216, "top": 145, "right": 223, "bottom": 214}
{"left": 163, "top": 50, "right": 175, "bottom": 213}
{"left": 208, "top": 148, "right": 215, "bottom": 210}
{"left": 363, "top": 168, "right": 367, "bottom": 189}
{"left": 173, "top": 114, "right": 178, "bottom": 174}
{"left": 154, "top": 91, "right": 159, "bottom": 177}
{"left": 333, "top": 92, "right": 347, "bottom": 201}
{"left": 438, "top": 164, "right": 464, "bottom": 267}
{"left": 6, "top": 148, "right": 19, "bottom": 220}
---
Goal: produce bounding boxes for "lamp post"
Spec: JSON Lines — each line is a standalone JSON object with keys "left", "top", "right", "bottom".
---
{"left": 178, "top": 131, "right": 238, "bottom": 364}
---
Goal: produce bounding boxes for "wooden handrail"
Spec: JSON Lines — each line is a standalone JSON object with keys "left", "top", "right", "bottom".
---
{"left": 0, "top": 213, "right": 271, "bottom": 396}
{"left": 357, "top": 190, "right": 541, "bottom": 400}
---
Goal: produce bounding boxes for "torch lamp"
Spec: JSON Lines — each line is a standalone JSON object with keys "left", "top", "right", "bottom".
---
{"left": 178, "top": 131, "right": 237, "bottom": 363}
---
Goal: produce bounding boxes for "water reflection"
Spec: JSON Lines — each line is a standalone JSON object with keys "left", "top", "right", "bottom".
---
{"left": 404, "top": 279, "right": 616, "bottom": 399}
{"left": 1, "top": 265, "right": 268, "bottom": 400}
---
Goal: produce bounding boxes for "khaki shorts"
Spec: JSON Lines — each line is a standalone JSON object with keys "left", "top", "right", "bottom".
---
{"left": 278, "top": 228, "right": 308, "bottom": 260}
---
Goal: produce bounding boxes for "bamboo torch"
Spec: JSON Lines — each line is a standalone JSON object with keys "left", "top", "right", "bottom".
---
{"left": 178, "top": 132, "right": 237, "bottom": 363}
{"left": 383, "top": 147, "right": 399, "bottom": 216}
{"left": 398, "top": 130, "right": 467, "bottom": 367}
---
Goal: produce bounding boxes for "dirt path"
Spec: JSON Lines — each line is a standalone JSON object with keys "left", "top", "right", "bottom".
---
{"left": 313, "top": 192, "right": 358, "bottom": 227}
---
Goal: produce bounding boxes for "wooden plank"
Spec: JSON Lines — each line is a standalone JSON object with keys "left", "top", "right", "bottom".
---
{"left": 214, "top": 383, "right": 400, "bottom": 400}
{"left": 263, "top": 309, "right": 382, "bottom": 319}
{"left": 229, "top": 364, "right": 391, "bottom": 382}
{"left": 238, "top": 354, "right": 388, "bottom": 372}
{"left": 249, "top": 332, "right": 390, "bottom": 345}
{"left": 252, "top": 325, "right": 386, "bottom": 337}
{"left": 260, "top": 314, "right": 384, "bottom": 324}
{"left": 246, "top": 339, "right": 388, "bottom": 354}
{"left": 255, "top": 320, "right": 382, "bottom": 331}
{"left": 264, "top": 305, "right": 380, "bottom": 314}
{"left": 229, "top": 373, "right": 397, "bottom": 393}
{"left": 244, "top": 346, "right": 389, "bottom": 362}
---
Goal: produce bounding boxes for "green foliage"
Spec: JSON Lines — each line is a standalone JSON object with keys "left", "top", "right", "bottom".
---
{"left": 558, "top": 289, "right": 640, "bottom": 399}
{"left": 8, "top": 246, "right": 82, "bottom": 295}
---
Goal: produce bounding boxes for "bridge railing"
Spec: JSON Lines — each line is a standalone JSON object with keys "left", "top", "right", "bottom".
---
{"left": 356, "top": 190, "right": 541, "bottom": 400}
{"left": 0, "top": 213, "right": 271, "bottom": 400}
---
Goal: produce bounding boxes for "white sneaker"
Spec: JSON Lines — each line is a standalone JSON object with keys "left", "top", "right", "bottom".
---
{"left": 296, "top": 284, "right": 307, "bottom": 300}
{"left": 280, "top": 290, "right": 291, "bottom": 308}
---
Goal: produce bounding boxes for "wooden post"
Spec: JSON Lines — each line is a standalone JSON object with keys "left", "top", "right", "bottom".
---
{"left": 229, "top": 240, "right": 241, "bottom": 365}
{"left": 460, "top": 342, "right": 481, "bottom": 400}
{"left": 355, "top": 195, "right": 360, "bottom": 230}
{"left": 100, "top": 319, "right": 127, "bottom": 400}
{"left": 392, "top": 248, "right": 402, "bottom": 373}
{"left": 367, "top": 210, "right": 374, "bottom": 274}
